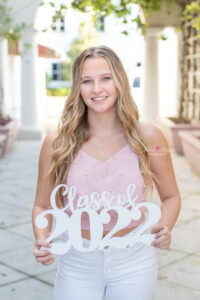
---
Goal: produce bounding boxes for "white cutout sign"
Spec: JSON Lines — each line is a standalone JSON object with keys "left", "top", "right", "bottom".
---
{"left": 35, "top": 184, "right": 161, "bottom": 254}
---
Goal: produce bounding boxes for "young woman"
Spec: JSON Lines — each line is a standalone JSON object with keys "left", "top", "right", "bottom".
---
{"left": 32, "top": 45, "right": 181, "bottom": 300}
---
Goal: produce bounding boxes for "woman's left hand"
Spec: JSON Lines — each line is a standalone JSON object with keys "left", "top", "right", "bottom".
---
{"left": 151, "top": 225, "right": 171, "bottom": 249}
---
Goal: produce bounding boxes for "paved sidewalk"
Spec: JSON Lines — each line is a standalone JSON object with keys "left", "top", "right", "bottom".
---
{"left": 0, "top": 140, "right": 200, "bottom": 300}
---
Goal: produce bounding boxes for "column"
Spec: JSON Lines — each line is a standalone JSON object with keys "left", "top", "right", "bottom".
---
{"left": 18, "top": 29, "right": 42, "bottom": 140}
{"left": 142, "top": 27, "right": 163, "bottom": 123}
{"left": 0, "top": 38, "right": 8, "bottom": 117}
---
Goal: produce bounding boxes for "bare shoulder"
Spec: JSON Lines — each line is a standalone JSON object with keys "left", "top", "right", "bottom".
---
{"left": 43, "top": 129, "right": 58, "bottom": 147}
{"left": 40, "top": 130, "right": 58, "bottom": 161}
{"left": 138, "top": 121, "right": 169, "bottom": 148}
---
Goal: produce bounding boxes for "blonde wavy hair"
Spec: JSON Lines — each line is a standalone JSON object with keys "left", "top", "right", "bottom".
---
{"left": 49, "top": 45, "right": 157, "bottom": 207}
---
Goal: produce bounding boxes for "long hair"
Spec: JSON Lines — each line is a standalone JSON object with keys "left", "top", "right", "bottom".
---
{"left": 49, "top": 45, "right": 157, "bottom": 207}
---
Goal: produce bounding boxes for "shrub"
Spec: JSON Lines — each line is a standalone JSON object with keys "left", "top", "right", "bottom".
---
{"left": 46, "top": 87, "right": 70, "bottom": 96}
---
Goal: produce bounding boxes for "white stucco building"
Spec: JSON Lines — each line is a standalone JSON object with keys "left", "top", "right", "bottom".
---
{"left": 0, "top": 0, "right": 183, "bottom": 139}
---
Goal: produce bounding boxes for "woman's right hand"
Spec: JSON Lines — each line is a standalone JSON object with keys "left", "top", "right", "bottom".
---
{"left": 33, "top": 239, "right": 55, "bottom": 266}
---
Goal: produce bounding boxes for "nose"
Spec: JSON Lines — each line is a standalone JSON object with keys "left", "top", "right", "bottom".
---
{"left": 93, "top": 80, "right": 103, "bottom": 94}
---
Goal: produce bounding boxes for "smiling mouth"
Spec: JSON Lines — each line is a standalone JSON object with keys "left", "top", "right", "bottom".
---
{"left": 91, "top": 96, "right": 108, "bottom": 102}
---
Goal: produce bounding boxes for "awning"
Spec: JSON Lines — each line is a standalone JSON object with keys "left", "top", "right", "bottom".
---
{"left": 8, "top": 41, "right": 60, "bottom": 58}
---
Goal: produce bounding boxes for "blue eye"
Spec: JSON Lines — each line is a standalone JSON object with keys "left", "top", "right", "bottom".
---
{"left": 103, "top": 77, "right": 111, "bottom": 80}
{"left": 82, "top": 80, "right": 91, "bottom": 84}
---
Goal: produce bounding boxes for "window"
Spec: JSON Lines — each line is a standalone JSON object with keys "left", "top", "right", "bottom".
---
{"left": 52, "top": 63, "right": 62, "bottom": 81}
{"left": 52, "top": 62, "right": 69, "bottom": 81}
{"left": 133, "top": 77, "right": 140, "bottom": 88}
{"left": 96, "top": 16, "right": 105, "bottom": 32}
{"left": 52, "top": 16, "right": 65, "bottom": 32}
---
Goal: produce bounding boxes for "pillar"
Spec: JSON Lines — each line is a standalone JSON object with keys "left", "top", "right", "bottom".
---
{"left": 142, "top": 27, "right": 163, "bottom": 123}
{"left": 18, "top": 29, "right": 42, "bottom": 139}
{"left": 0, "top": 38, "right": 8, "bottom": 117}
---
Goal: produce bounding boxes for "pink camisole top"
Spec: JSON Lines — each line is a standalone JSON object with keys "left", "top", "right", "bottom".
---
{"left": 65, "top": 143, "right": 146, "bottom": 231}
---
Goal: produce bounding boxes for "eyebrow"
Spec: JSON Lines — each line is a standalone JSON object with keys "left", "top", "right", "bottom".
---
{"left": 81, "top": 73, "right": 112, "bottom": 80}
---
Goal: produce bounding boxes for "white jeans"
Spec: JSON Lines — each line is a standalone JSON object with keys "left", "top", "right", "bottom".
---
{"left": 54, "top": 234, "right": 157, "bottom": 300}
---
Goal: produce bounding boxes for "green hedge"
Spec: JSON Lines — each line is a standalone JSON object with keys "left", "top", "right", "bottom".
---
{"left": 47, "top": 87, "right": 70, "bottom": 96}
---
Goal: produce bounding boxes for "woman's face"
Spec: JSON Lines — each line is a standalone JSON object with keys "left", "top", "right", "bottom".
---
{"left": 80, "top": 57, "right": 118, "bottom": 113}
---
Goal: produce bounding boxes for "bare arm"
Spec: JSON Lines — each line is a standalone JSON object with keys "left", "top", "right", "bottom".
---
{"left": 32, "top": 131, "right": 57, "bottom": 264}
{"left": 138, "top": 122, "right": 181, "bottom": 248}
